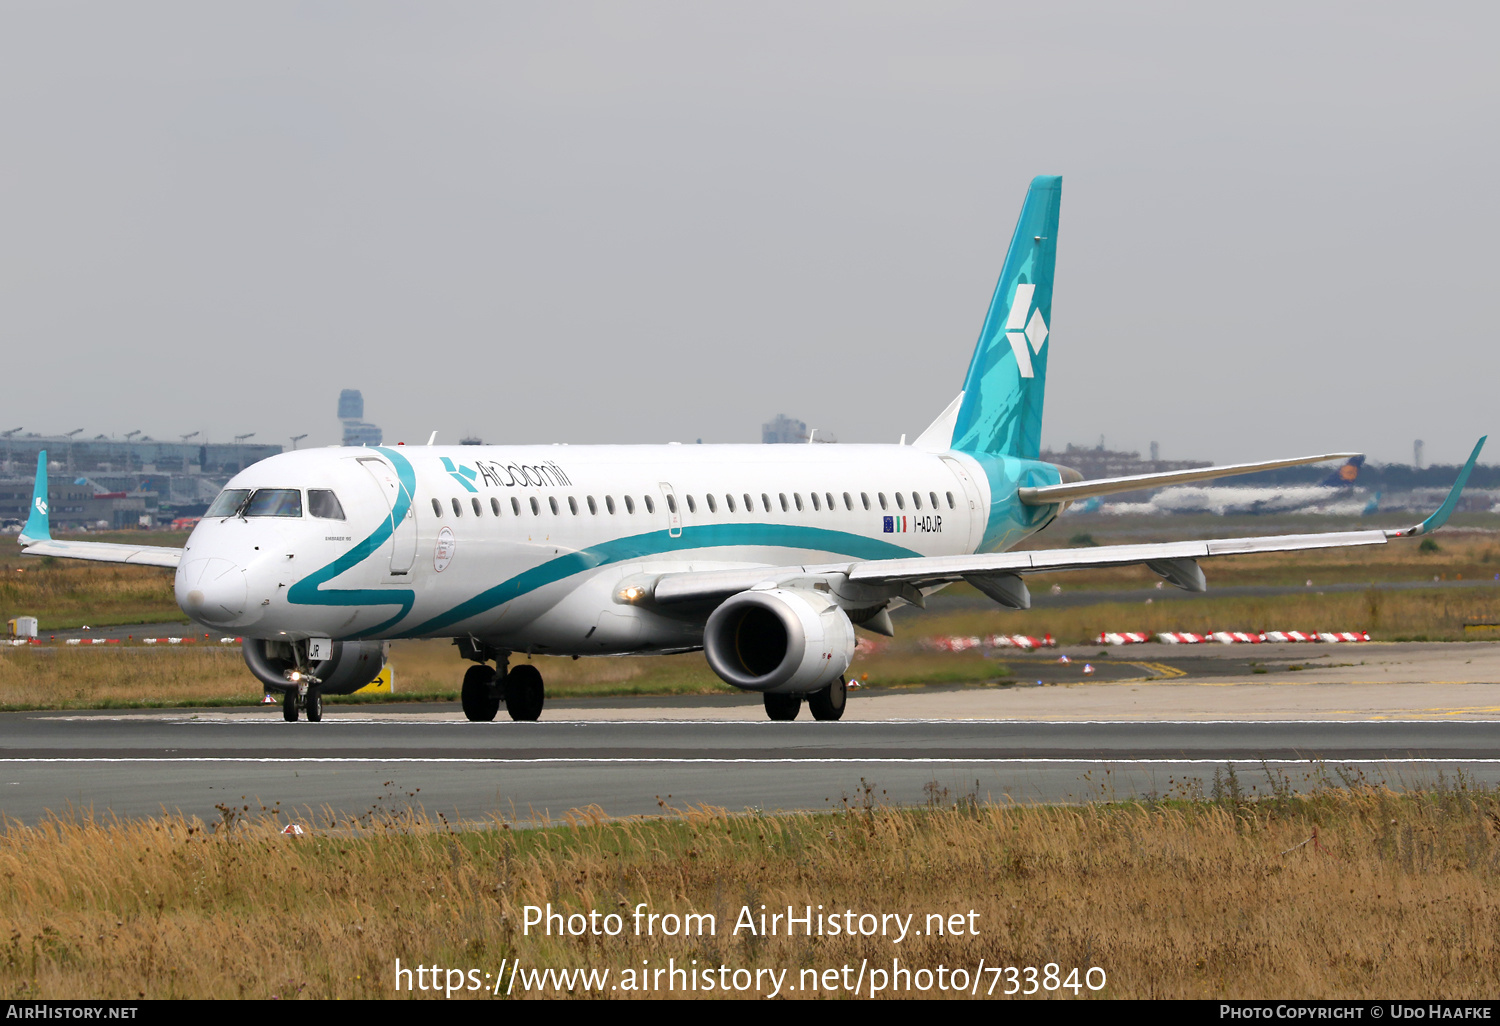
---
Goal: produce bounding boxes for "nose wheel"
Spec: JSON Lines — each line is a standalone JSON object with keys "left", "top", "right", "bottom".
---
{"left": 280, "top": 686, "right": 323, "bottom": 722}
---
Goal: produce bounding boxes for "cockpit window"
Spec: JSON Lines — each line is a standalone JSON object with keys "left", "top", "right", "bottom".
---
{"left": 245, "top": 489, "right": 303, "bottom": 518}
{"left": 308, "top": 489, "right": 345, "bottom": 520}
{"left": 206, "top": 488, "right": 251, "bottom": 518}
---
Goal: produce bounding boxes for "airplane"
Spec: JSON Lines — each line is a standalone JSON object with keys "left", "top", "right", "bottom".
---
{"left": 1098, "top": 456, "right": 1371, "bottom": 516}
{"left": 16, "top": 175, "right": 1486, "bottom": 723}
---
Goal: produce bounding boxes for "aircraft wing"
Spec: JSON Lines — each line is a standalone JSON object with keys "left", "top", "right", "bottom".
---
{"left": 15, "top": 451, "right": 183, "bottom": 569}
{"left": 647, "top": 437, "right": 1484, "bottom": 609}
{"left": 1017, "top": 451, "right": 1360, "bottom": 505}
{"left": 18, "top": 538, "right": 182, "bottom": 569}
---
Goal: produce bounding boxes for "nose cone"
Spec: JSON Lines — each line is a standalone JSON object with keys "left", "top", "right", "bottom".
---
{"left": 177, "top": 557, "right": 253, "bottom": 626}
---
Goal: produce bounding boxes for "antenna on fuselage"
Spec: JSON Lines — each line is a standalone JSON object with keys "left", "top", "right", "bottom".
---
{"left": 426, "top": 431, "right": 438, "bottom": 446}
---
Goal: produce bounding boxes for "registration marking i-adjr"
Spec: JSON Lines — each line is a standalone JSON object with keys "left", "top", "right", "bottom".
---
{"left": 18, "top": 176, "right": 1485, "bottom": 723}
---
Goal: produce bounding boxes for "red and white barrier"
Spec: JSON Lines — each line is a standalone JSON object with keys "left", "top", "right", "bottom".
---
{"left": 990, "top": 634, "right": 1055, "bottom": 649}
{"left": 1318, "top": 631, "right": 1370, "bottom": 643}
{"left": 1156, "top": 632, "right": 1207, "bottom": 644}
{"left": 1212, "top": 631, "right": 1263, "bottom": 644}
{"left": 925, "top": 633, "right": 1056, "bottom": 651}
{"left": 1263, "top": 631, "right": 1316, "bottom": 643}
{"left": 1097, "top": 632, "right": 1151, "bottom": 645}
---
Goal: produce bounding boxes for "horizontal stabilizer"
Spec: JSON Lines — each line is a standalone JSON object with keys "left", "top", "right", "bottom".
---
{"left": 1017, "top": 452, "right": 1361, "bottom": 506}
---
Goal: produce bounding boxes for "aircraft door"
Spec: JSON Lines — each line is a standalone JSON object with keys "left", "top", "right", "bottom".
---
{"left": 659, "top": 482, "right": 682, "bottom": 539}
{"left": 940, "top": 456, "right": 986, "bottom": 552}
{"left": 357, "top": 457, "right": 418, "bottom": 574}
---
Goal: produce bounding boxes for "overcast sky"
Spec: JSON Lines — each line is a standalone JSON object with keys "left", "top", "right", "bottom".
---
{"left": 2, "top": 3, "right": 1496, "bottom": 465}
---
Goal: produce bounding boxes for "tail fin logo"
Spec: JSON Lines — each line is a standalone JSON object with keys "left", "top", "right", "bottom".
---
{"left": 1005, "top": 283, "right": 1049, "bottom": 379}
{"left": 34, "top": 498, "right": 47, "bottom": 517}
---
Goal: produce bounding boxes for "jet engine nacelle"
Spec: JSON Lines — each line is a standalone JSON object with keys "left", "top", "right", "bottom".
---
{"left": 242, "top": 639, "right": 388, "bottom": 696}
{"left": 704, "top": 587, "right": 855, "bottom": 694}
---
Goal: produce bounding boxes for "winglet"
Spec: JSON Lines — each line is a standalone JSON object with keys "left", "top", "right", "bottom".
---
{"left": 18, "top": 451, "right": 51, "bottom": 546}
{"left": 1393, "top": 436, "right": 1486, "bottom": 537}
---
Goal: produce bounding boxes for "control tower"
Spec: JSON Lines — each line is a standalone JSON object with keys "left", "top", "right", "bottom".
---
{"left": 338, "top": 390, "right": 382, "bottom": 447}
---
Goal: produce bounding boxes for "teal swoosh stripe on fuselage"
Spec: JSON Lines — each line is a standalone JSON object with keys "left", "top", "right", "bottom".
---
{"left": 288, "top": 447, "right": 418, "bottom": 637}
{"left": 379, "top": 522, "right": 923, "bottom": 640}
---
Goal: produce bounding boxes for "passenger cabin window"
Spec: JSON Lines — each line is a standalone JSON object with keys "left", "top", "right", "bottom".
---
{"left": 895, "top": 492, "right": 905, "bottom": 510}
{"left": 665, "top": 495, "right": 677, "bottom": 514}
{"left": 878, "top": 493, "right": 888, "bottom": 510}
{"left": 826, "top": 492, "right": 836, "bottom": 511}
{"left": 206, "top": 489, "right": 251, "bottom": 518}
{"left": 308, "top": 490, "right": 345, "bottom": 520}
{"left": 843, "top": 492, "right": 853, "bottom": 510}
{"left": 726, "top": 494, "right": 736, "bottom": 513}
{"left": 779, "top": 493, "right": 789, "bottom": 512}
{"left": 451, "top": 498, "right": 463, "bottom": 517}
{"left": 549, "top": 497, "right": 560, "bottom": 515}
{"left": 568, "top": 497, "right": 579, "bottom": 515}
{"left": 472, "top": 497, "right": 483, "bottom": 517}
{"left": 930, "top": 491, "right": 940, "bottom": 510}
{"left": 946, "top": 491, "right": 955, "bottom": 509}
{"left": 624, "top": 496, "right": 635, "bottom": 514}
{"left": 685, "top": 495, "right": 696, "bottom": 513}
{"left": 491, "top": 497, "right": 502, "bottom": 516}
{"left": 861, "top": 492, "right": 871, "bottom": 510}
{"left": 530, "top": 497, "right": 541, "bottom": 515}
{"left": 645, "top": 496, "right": 656, "bottom": 514}
{"left": 246, "top": 489, "right": 302, "bottom": 518}
{"left": 809, "top": 493, "right": 819, "bottom": 511}
{"left": 706, "top": 494, "right": 717, "bottom": 513}
{"left": 606, "top": 495, "right": 617, "bottom": 514}
{"left": 431, "top": 498, "right": 443, "bottom": 518}
{"left": 912, "top": 492, "right": 922, "bottom": 510}
{"left": 587, "top": 496, "right": 597, "bottom": 515}
{"left": 794, "top": 493, "right": 804, "bottom": 512}
{"left": 511, "top": 497, "right": 522, "bottom": 516}
{"left": 761, "top": 493, "right": 770, "bottom": 512}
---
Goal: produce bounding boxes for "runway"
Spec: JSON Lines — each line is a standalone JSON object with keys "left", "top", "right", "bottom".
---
{"left": 2, "top": 708, "right": 1498, "bottom": 825}
{"left": 2, "top": 641, "right": 1497, "bottom": 825}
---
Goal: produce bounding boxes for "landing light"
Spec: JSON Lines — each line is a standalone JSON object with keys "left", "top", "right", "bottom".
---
{"left": 618, "top": 585, "right": 647, "bottom": 604}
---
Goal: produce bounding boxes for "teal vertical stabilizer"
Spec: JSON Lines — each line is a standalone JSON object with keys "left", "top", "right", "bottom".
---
{"left": 19, "top": 451, "right": 51, "bottom": 545}
{"left": 950, "top": 175, "right": 1061, "bottom": 458}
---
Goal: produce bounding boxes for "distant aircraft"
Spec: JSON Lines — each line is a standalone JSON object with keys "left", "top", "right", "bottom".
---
{"left": 16, "top": 177, "right": 1485, "bottom": 723}
{"left": 1100, "top": 456, "right": 1371, "bottom": 516}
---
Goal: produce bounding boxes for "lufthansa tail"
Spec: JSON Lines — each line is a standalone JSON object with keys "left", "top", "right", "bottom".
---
{"left": 949, "top": 174, "right": 1061, "bottom": 459}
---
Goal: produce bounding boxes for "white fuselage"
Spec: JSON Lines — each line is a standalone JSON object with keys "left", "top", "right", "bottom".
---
{"left": 174, "top": 444, "right": 994, "bottom": 654}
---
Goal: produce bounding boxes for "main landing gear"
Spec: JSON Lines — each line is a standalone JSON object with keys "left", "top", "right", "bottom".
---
{"left": 763, "top": 678, "right": 847, "bottom": 722}
{"left": 456, "top": 643, "right": 544, "bottom": 722}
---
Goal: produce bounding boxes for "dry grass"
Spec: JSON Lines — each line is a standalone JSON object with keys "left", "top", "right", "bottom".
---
{"left": 901, "top": 583, "right": 1500, "bottom": 646}
{"left": 2, "top": 786, "right": 1499, "bottom": 998}
{"left": 0, "top": 533, "right": 186, "bottom": 629}
{"left": 0, "top": 643, "right": 739, "bottom": 710}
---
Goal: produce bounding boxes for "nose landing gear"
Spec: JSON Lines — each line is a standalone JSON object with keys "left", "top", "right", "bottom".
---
{"left": 280, "top": 683, "right": 323, "bottom": 722}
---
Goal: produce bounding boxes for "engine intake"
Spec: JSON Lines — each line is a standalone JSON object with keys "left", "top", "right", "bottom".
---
{"left": 704, "top": 587, "right": 855, "bottom": 694}
{"left": 243, "top": 639, "right": 388, "bottom": 696}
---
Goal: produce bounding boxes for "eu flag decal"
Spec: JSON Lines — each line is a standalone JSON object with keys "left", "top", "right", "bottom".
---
{"left": 883, "top": 516, "right": 894, "bottom": 533}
